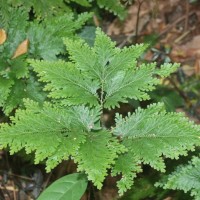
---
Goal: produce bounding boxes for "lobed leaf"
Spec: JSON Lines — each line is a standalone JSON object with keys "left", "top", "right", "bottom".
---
{"left": 114, "top": 103, "right": 200, "bottom": 171}
{"left": 61, "top": 28, "right": 178, "bottom": 109}
{"left": 156, "top": 156, "right": 200, "bottom": 200}
{"left": 96, "top": 0, "right": 126, "bottom": 19}
{"left": 74, "top": 131, "right": 126, "bottom": 189}
{"left": 30, "top": 60, "right": 99, "bottom": 107}
{"left": 112, "top": 152, "right": 142, "bottom": 196}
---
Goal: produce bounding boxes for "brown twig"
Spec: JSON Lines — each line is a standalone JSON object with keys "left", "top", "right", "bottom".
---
{"left": 167, "top": 77, "right": 191, "bottom": 107}
{"left": 135, "top": 0, "right": 145, "bottom": 43}
{"left": 11, "top": 181, "right": 16, "bottom": 200}
{"left": 0, "top": 170, "right": 33, "bottom": 181}
{"left": 42, "top": 172, "right": 52, "bottom": 190}
{"left": 118, "top": 0, "right": 145, "bottom": 48}
{"left": 185, "top": 0, "right": 189, "bottom": 31}
{"left": 175, "top": 25, "right": 196, "bottom": 44}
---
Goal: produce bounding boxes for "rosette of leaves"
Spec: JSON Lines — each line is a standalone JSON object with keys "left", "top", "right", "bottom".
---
{"left": 0, "top": 28, "right": 200, "bottom": 196}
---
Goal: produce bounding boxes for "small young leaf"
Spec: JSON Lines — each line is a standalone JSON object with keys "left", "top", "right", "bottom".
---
{"left": 37, "top": 173, "right": 88, "bottom": 200}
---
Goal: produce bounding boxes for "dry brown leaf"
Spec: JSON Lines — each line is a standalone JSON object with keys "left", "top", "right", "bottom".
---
{"left": 12, "top": 39, "right": 29, "bottom": 59}
{"left": 171, "top": 35, "right": 200, "bottom": 61}
{"left": 182, "top": 64, "right": 195, "bottom": 76}
{"left": 0, "top": 29, "right": 7, "bottom": 45}
{"left": 158, "top": 0, "right": 182, "bottom": 13}
{"left": 182, "top": 35, "right": 200, "bottom": 50}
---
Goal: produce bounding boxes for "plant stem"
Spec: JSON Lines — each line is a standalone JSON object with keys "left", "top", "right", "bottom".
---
{"left": 135, "top": 0, "right": 144, "bottom": 43}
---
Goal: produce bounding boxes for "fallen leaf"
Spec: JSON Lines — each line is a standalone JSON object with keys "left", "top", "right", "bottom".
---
{"left": 182, "top": 35, "right": 200, "bottom": 50}
{"left": 0, "top": 29, "right": 7, "bottom": 45}
{"left": 171, "top": 35, "right": 200, "bottom": 62}
{"left": 12, "top": 39, "right": 29, "bottom": 59}
{"left": 182, "top": 64, "right": 195, "bottom": 76}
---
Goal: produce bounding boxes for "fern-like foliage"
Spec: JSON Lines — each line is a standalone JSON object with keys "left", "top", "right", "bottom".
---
{"left": 0, "top": 99, "right": 126, "bottom": 187}
{"left": 0, "top": 7, "right": 91, "bottom": 114}
{"left": 74, "top": 131, "right": 126, "bottom": 189}
{"left": 112, "top": 152, "right": 143, "bottom": 195}
{"left": 29, "top": 60, "right": 100, "bottom": 107}
{"left": 30, "top": 28, "right": 179, "bottom": 109}
{"left": 0, "top": 0, "right": 126, "bottom": 20}
{"left": 112, "top": 103, "right": 200, "bottom": 195}
{"left": 1, "top": 27, "right": 200, "bottom": 196}
{"left": 0, "top": 0, "right": 70, "bottom": 19}
{"left": 156, "top": 157, "right": 200, "bottom": 200}
{"left": 95, "top": 0, "right": 126, "bottom": 19}
{"left": 0, "top": 99, "right": 85, "bottom": 169}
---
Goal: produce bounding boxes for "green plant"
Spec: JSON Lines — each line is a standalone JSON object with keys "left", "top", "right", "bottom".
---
{"left": 0, "top": 7, "right": 91, "bottom": 115}
{"left": 0, "top": 0, "right": 126, "bottom": 20}
{"left": 156, "top": 156, "right": 200, "bottom": 200}
{"left": 38, "top": 173, "right": 88, "bottom": 200}
{"left": 1, "top": 27, "right": 200, "bottom": 198}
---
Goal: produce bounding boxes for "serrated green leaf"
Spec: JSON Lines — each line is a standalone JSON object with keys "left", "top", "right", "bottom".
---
{"left": 0, "top": 8, "right": 91, "bottom": 114}
{"left": 74, "top": 131, "right": 126, "bottom": 189}
{"left": 0, "top": 77, "right": 14, "bottom": 106}
{"left": 3, "top": 0, "right": 69, "bottom": 18}
{"left": 0, "top": 100, "right": 86, "bottom": 170}
{"left": 30, "top": 60, "right": 99, "bottom": 107}
{"left": 112, "top": 152, "right": 142, "bottom": 196}
{"left": 156, "top": 157, "right": 200, "bottom": 200}
{"left": 113, "top": 103, "right": 200, "bottom": 172}
{"left": 0, "top": 99, "right": 104, "bottom": 171}
{"left": 60, "top": 28, "right": 178, "bottom": 109}
{"left": 96, "top": 0, "right": 126, "bottom": 19}
{"left": 28, "top": 13, "right": 92, "bottom": 60}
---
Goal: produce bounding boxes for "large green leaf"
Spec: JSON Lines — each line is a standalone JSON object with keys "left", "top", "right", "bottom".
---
{"left": 37, "top": 173, "right": 88, "bottom": 200}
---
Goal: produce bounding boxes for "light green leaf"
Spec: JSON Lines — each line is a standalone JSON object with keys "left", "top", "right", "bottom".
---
{"left": 112, "top": 152, "right": 142, "bottom": 196}
{"left": 61, "top": 28, "right": 178, "bottom": 109}
{"left": 74, "top": 131, "right": 126, "bottom": 189}
{"left": 104, "top": 62, "right": 178, "bottom": 109}
{"left": 0, "top": 100, "right": 86, "bottom": 171}
{"left": 37, "top": 173, "right": 88, "bottom": 200}
{"left": 113, "top": 103, "right": 200, "bottom": 171}
{"left": 30, "top": 60, "right": 99, "bottom": 107}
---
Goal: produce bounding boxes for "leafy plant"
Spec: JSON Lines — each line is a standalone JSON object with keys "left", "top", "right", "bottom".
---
{"left": 0, "top": 0, "right": 126, "bottom": 20}
{"left": 156, "top": 156, "right": 200, "bottom": 200}
{"left": 0, "top": 7, "right": 91, "bottom": 115}
{"left": 1, "top": 27, "right": 200, "bottom": 198}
